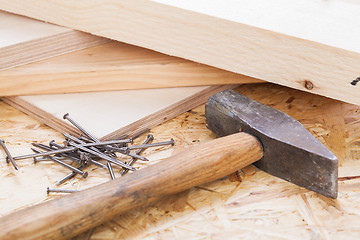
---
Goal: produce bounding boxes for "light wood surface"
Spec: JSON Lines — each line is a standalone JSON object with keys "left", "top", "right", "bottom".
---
{"left": 0, "top": 11, "right": 65, "bottom": 47}
{"left": 2, "top": 85, "right": 236, "bottom": 140}
{"left": 1, "top": 1, "right": 359, "bottom": 105}
{"left": 0, "top": 41, "right": 262, "bottom": 96}
{"left": 0, "top": 10, "right": 108, "bottom": 71}
{"left": 1, "top": 83, "right": 360, "bottom": 239}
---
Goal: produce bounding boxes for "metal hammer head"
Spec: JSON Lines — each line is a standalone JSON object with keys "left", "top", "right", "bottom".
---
{"left": 205, "top": 90, "right": 338, "bottom": 198}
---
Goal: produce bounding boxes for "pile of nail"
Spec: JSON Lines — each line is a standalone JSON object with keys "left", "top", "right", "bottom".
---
{"left": 0, "top": 113, "right": 174, "bottom": 194}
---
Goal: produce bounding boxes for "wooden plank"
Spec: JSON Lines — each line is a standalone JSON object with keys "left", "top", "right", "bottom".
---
{"left": 0, "top": 10, "right": 108, "bottom": 71}
{"left": 2, "top": 85, "right": 236, "bottom": 140}
{"left": 0, "top": 41, "right": 262, "bottom": 96}
{"left": 1, "top": 83, "right": 360, "bottom": 238}
{"left": 0, "top": 1, "right": 359, "bottom": 105}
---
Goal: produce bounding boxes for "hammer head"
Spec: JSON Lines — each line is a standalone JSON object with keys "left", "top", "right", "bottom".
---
{"left": 205, "top": 90, "right": 338, "bottom": 198}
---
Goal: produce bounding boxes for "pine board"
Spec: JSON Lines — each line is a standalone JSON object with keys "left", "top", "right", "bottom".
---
{"left": 0, "top": 41, "right": 262, "bottom": 96}
{"left": 0, "top": 10, "right": 108, "bottom": 71}
{"left": 1, "top": 83, "right": 360, "bottom": 239}
{"left": 1, "top": 1, "right": 359, "bottom": 105}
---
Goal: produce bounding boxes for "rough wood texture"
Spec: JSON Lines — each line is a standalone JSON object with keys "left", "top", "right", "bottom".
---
{"left": 1, "top": 1, "right": 359, "bottom": 104}
{"left": 0, "top": 41, "right": 261, "bottom": 96}
{"left": 0, "top": 10, "right": 108, "bottom": 71}
{"left": 0, "top": 132, "right": 262, "bottom": 240}
{"left": 1, "top": 83, "right": 360, "bottom": 239}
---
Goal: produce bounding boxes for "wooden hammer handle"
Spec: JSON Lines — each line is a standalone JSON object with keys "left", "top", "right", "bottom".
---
{"left": 0, "top": 132, "right": 263, "bottom": 240}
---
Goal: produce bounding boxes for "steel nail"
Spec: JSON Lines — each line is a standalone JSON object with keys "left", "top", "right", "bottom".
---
{"left": 107, "top": 162, "right": 115, "bottom": 180}
{"left": 55, "top": 164, "right": 89, "bottom": 186}
{"left": 67, "top": 141, "right": 135, "bottom": 171}
{"left": 62, "top": 134, "right": 132, "bottom": 148}
{"left": 62, "top": 133, "right": 109, "bottom": 163}
{"left": 118, "top": 151, "right": 149, "bottom": 162}
{"left": 15, "top": 138, "right": 133, "bottom": 161}
{"left": 49, "top": 140, "right": 64, "bottom": 149}
{"left": 126, "top": 139, "right": 175, "bottom": 150}
{"left": 88, "top": 159, "right": 108, "bottom": 169}
{"left": 13, "top": 146, "right": 78, "bottom": 160}
{"left": 0, "top": 139, "right": 19, "bottom": 170}
{"left": 104, "top": 149, "right": 117, "bottom": 158}
{"left": 33, "top": 156, "right": 50, "bottom": 163}
{"left": 108, "top": 138, "right": 174, "bottom": 152}
{"left": 63, "top": 113, "right": 99, "bottom": 143}
{"left": 32, "top": 142, "right": 54, "bottom": 150}
{"left": 78, "top": 134, "right": 94, "bottom": 143}
{"left": 36, "top": 142, "right": 91, "bottom": 166}
{"left": 121, "top": 134, "right": 154, "bottom": 175}
{"left": 63, "top": 133, "right": 108, "bottom": 156}
{"left": 48, "top": 141, "right": 93, "bottom": 165}
{"left": 47, "top": 187, "right": 79, "bottom": 194}
{"left": 32, "top": 148, "right": 88, "bottom": 178}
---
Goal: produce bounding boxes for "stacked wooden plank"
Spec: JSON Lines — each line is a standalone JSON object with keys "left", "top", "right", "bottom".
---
{"left": 1, "top": 2, "right": 360, "bottom": 239}
{"left": 1, "top": 0, "right": 359, "bottom": 105}
{"left": 0, "top": 9, "right": 261, "bottom": 96}
{"left": 0, "top": 41, "right": 260, "bottom": 96}
{"left": 0, "top": 10, "right": 260, "bottom": 138}
{"left": 1, "top": 0, "right": 358, "bottom": 137}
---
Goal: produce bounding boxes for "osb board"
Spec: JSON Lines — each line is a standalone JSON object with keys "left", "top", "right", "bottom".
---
{"left": 1, "top": 83, "right": 360, "bottom": 239}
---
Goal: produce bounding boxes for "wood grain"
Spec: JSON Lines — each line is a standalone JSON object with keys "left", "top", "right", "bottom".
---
{"left": 0, "top": 41, "right": 262, "bottom": 96}
{"left": 0, "top": 10, "right": 108, "bottom": 71}
{"left": 1, "top": 1, "right": 359, "bottom": 105}
{"left": 0, "top": 132, "right": 263, "bottom": 240}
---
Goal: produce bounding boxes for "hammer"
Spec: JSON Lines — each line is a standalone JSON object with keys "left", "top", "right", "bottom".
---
{"left": 0, "top": 90, "right": 337, "bottom": 240}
